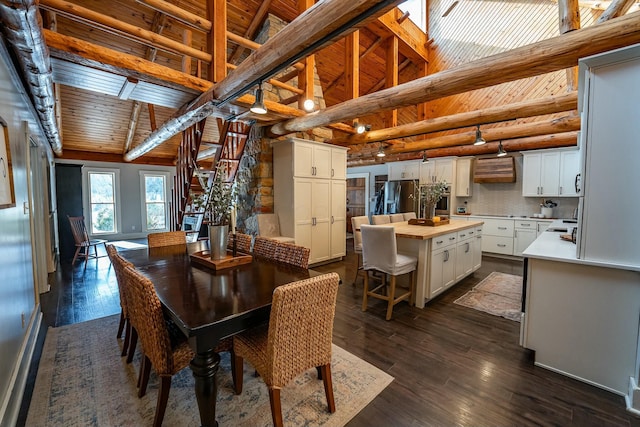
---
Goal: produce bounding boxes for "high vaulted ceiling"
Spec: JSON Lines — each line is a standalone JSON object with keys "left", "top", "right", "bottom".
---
{"left": 1, "top": 0, "right": 640, "bottom": 167}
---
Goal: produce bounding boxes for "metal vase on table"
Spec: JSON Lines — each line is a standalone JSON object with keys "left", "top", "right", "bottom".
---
{"left": 209, "top": 224, "right": 229, "bottom": 260}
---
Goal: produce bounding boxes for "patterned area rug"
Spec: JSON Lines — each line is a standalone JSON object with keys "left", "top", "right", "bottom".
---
{"left": 27, "top": 315, "right": 392, "bottom": 426}
{"left": 454, "top": 272, "right": 523, "bottom": 322}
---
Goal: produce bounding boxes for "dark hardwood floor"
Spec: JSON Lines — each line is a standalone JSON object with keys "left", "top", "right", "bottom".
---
{"left": 18, "top": 240, "right": 640, "bottom": 426}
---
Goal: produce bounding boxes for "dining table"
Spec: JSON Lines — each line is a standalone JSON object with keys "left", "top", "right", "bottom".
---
{"left": 120, "top": 240, "right": 320, "bottom": 427}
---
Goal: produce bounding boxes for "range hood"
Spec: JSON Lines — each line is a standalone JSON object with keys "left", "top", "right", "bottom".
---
{"left": 473, "top": 156, "right": 516, "bottom": 183}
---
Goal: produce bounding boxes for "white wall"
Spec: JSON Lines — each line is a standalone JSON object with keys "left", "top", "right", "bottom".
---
{"left": 347, "top": 164, "right": 388, "bottom": 216}
{"left": 0, "top": 42, "right": 48, "bottom": 425}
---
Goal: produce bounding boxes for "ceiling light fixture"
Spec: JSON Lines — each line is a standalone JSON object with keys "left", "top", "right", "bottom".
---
{"left": 474, "top": 125, "right": 486, "bottom": 145}
{"left": 376, "top": 146, "right": 386, "bottom": 157}
{"left": 354, "top": 122, "right": 366, "bottom": 134}
{"left": 497, "top": 141, "right": 507, "bottom": 157}
{"left": 303, "top": 98, "right": 315, "bottom": 112}
{"left": 422, "top": 151, "right": 429, "bottom": 163}
{"left": 250, "top": 82, "right": 267, "bottom": 115}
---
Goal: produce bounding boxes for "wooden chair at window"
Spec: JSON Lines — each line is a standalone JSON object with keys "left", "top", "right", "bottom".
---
{"left": 253, "top": 236, "right": 279, "bottom": 259}
{"left": 67, "top": 215, "right": 108, "bottom": 266}
{"left": 106, "top": 245, "right": 136, "bottom": 360}
{"left": 273, "top": 242, "right": 310, "bottom": 269}
{"left": 232, "top": 272, "right": 340, "bottom": 427}
{"left": 122, "top": 265, "right": 232, "bottom": 427}
{"left": 147, "top": 230, "right": 187, "bottom": 248}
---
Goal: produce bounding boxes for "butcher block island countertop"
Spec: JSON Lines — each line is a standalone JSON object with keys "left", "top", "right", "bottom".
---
{"left": 381, "top": 219, "right": 485, "bottom": 308}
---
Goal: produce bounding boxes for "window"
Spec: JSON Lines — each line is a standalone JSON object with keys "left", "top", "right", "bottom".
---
{"left": 140, "top": 171, "right": 171, "bottom": 232}
{"left": 399, "top": 0, "right": 427, "bottom": 32}
{"left": 87, "top": 169, "right": 118, "bottom": 234}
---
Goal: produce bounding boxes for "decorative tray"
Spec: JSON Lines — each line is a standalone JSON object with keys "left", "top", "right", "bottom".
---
{"left": 190, "top": 250, "right": 252, "bottom": 270}
{"left": 409, "top": 218, "right": 450, "bottom": 227}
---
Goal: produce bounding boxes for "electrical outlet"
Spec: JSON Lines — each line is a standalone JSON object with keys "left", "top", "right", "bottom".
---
{"left": 21, "top": 312, "right": 25, "bottom": 329}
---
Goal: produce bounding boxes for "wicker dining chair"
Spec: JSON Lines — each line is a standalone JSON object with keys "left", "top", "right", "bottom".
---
{"left": 67, "top": 215, "right": 107, "bottom": 266}
{"left": 147, "top": 231, "right": 187, "bottom": 248}
{"left": 227, "top": 232, "right": 253, "bottom": 254}
{"left": 105, "top": 245, "right": 135, "bottom": 358}
{"left": 232, "top": 272, "right": 340, "bottom": 427}
{"left": 253, "top": 236, "right": 279, "bottom": 259}
{"left": 273, "top": 242, "right": 310, "bottom": 268}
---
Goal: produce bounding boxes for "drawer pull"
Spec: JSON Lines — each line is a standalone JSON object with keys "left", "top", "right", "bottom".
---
{"left": 449, "top": 237, "right": 456, "bottom": 241}
{"left": 436, "top": 240, "right": 443, "bottom": 244}
{"left": 519, "top": 223, "right": 531, "bottom": 227}
{"left": 497, "top": 244, "right": 507, "bottom": 247}
{"left": 498, "top": 226, "right": 507, "bottom": 230}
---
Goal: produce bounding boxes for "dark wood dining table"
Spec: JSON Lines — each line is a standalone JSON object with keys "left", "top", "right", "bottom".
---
{"left": 121, "top": 240, "right": 320, "bottom": 427}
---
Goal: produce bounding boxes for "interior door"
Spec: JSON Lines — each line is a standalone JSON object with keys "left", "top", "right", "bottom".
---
{"left": 55, "top": 163, "right": 83, "bottom": 262}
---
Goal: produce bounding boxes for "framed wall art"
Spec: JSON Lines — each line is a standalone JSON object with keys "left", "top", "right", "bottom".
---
{"left": 0, "top": 117, "right": 16, "bottom": 208}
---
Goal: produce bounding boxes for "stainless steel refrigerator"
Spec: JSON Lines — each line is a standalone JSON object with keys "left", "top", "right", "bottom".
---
{"left": 383, "top": 180, "right": 418, "bottom": 215}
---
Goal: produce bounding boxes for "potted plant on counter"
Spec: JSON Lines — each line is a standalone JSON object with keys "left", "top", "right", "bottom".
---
{"left": 420, "top": 181, "right": 448, "bottom": 219}
{"left": 540, "top": 199, "right": 557, "bottom": 219}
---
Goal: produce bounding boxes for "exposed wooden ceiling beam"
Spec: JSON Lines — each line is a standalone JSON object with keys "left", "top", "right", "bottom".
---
{"left": 228, "top": 0, "right": 273, "bottom": 65}
{"left": 596, "top": 0, "right": 636, "bottom": 22}
{"left": 269, "top": 12, "right": 640, "bottom": 136}
{"left": 558, "top": 0, "right": 581, "bottom": 90}
{"left": 369, "top": 8, "right": 429, "bottom": 62}
{"left": 135, "top": 0, "right": 211, "bottom": 32}
{"left": 0, "top": 0, "right": 62, "bottom": 155}
{"left": 331, "top": 92, "right": 578, "bottom": 145}
{"left": 124, "top": 0, "right": 402, "bottom": 161}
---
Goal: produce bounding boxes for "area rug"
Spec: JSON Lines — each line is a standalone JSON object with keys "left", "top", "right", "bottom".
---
{"left": 453, "top": 272, "right": 523, "bottom": 322}
{"left": 27, "top": 315, "right": 392, "bottom": 426}
{"left": 108, "top": 240, "right": 147, "bottom": 250}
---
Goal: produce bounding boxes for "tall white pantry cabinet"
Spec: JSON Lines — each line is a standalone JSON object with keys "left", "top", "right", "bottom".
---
{"left": 273, "top": 138, "right": 348, "bottom": 265}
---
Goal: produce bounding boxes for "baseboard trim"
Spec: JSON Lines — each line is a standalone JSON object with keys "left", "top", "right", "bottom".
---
{"left": 0, "top": 306, "right": 42, "bottom": 427}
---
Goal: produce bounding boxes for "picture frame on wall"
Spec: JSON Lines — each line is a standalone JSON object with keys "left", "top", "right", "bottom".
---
{"left": 0, "top": 117, "right": 16, "bottom": 209}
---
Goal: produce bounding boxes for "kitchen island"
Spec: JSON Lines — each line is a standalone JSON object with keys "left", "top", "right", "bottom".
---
{"left": 521, "top": 220, "right": 640, "bottom": 409}
{"left": 389, "top": 219, "right": 484, "bottom": 308}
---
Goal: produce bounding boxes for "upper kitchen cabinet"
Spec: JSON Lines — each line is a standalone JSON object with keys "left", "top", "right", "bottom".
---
{"left": 291, "top": 138, "right": 332, "bottom": 179}
{"left": 388, "top": 160, "right": 420, "bottom": 181}
{"left": 420, "top": 158, "right": 455, "bottom": 185}
{"left": 331, "top": 148, "right": 347, "bottom": 180}
{"left": 455, "top": 157, "right": 473, "bottom": 197}
{"left": 522, "top": 148, "right": 579, "bottom": 197}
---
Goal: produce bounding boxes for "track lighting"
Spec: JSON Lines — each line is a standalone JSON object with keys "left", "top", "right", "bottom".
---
{"left": 497, "top": 141, "right": 507, "bottom": 157}
{"left": 353, "top": 122, "right": 371, "bottom": 134}
{"left": 303, "top": 98, "right": 315, "bottom": 112}
{"left": 474, "top": 125, "right": 486, "bottom": 145}
{"left": 422, "top": 151, "right": 429, "bottom": 163}
{"left": 376, "top": 146, "right": 386, "bottom": 157}
{"left": 250, "top": 82, "right": 267, "bottom": 115}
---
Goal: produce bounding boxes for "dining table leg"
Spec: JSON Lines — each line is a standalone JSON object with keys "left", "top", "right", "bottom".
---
{"left": 190, "top": 349, "right": 220, "bottom": 427}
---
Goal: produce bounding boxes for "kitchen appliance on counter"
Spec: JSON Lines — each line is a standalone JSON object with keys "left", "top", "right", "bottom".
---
{"left": 383, "top": 180, "right": 419, "bottom": 215}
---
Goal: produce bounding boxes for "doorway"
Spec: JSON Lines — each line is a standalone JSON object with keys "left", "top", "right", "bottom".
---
{"left": 346, "top": 173, "right": 368, "bottom": 233}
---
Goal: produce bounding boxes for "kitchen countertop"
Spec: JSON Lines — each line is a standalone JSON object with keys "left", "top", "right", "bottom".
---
{"left": 452, "top": 214, "right": 555, "bottom": 221}
{"left": 523, "top": 219, "right": 640, "bottom": 272}
{"left": 390, "top": 219, "right": 484, "bottom": 240}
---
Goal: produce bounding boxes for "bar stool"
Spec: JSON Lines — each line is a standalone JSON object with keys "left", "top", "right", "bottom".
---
{"left": 350, "top": 215, "right": 370, "bottom": 286}
{"left": 360, "top": 224, "right": 417, "bottom": 320}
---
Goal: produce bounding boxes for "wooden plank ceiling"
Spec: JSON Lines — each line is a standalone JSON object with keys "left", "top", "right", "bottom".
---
{"left": 1, "top": 0, "right": 638, "bottom": 166}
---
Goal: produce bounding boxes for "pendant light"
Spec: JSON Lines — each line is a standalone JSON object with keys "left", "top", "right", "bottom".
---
{"left": 497, "top": 141, "right": 507, "bottom": 157}
{"left": 474, "top": 125, "right": 486, "bottom": 145}
{"left": 376, "top": 146, "right": 386, "bottom": 157}
{"left": 422, "top": 151, "right": 429, "bottom": 163}
{"left": 303, "top": 98, "right": 315, "bottom": 112}
{"left": 250, "top": 82, "right": 267, "bottom": 115}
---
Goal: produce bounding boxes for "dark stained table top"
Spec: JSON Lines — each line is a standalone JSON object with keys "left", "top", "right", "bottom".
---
{"left": 121, "top": 241, "right": 318, "bottom": 351}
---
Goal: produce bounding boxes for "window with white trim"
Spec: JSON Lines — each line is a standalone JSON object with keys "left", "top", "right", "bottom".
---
{"left": 140, "top": 171, "right": 171, "bottom": 232}
{"left": 87, "top": 169, "right": 118, "bottom": 235}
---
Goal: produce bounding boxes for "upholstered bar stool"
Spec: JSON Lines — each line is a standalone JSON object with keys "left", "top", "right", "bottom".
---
{"left": 350, "top": 215, "right": 370, "bottom": 286}
{"left": 360, "top": 224, "right": 417, "bottom": 320}
{"left": 403, "top": 212, "right": 417, "bottom": 221}
{"left": 389, "top": 213, "right": 405, "bottom": 223}
{"left": 371, "top": 214, "right": 391, "bottom": 225}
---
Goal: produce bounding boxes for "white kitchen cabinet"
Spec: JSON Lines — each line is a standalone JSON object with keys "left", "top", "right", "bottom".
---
{"left": 536, "top": 220, "right": 552, "bottom": 236}
{"left": 274, "top": 138, "right": 347, "bottom": 265}
{"left": 558, "top": 150, "right": 580, "bottom": 197}
{"left": 480, "top": 218, "right": 514, "bottom": 255}
{"left": 455, "top": 229, "right": 474, "bottom": 281}
{"left": 430, "top": 243, "right": 456, "bottom": 298}
{"left": 420, "top": 158, "right": 455, "bottom": 185}
{"left": 514, "top": 220, "right": 537, "bottom": 256}
{"left": 522, "top": 148, "right": 581, "bottom": 197}
{"left": 471, "top": 226, "right": 483, "bottom": 271}
{"left": 331, "top": 149, "right": 347, "bottom": 180}
{"left": 388, "top": 160, "right": 420, "bottom": 181}
{"left": 455, "top": 157, "right": 473, "bottom": 197}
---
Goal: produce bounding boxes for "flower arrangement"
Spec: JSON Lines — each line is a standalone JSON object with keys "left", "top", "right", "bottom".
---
{"left": 420, "top": 181, "right": 448, "bottom": 218}
{"left": 195, "top": 162, "right": 237, "bottom": 226}
{"left": 540, "top": 199, "right": 557, "bottom": 208}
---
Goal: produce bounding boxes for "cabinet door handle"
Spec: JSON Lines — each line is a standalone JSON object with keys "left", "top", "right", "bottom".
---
{"left": 575, "top": 173, "right": 581, "bottom": 193}
{"left": 466, "top": 188, "right": 469, "bottom": 196}
{"left": 312, "top": 217, "right": 316, "bottom": 226}
{"left": 331, "top": 168, "right": 335, "bottom": 177}
{"left": 559, "top": 186, "right": 563, "bottom": 195}
{"left": 444, "top": 249, "right": 449, "bottom": 262}
{"left": 465, "top": 242, "right": 470, "bottom": 253}
{"left": 515, "top": 230, "right": 518, "bottom": 238}
{"left": 331, "top": 216, "right": 335, "bottom": 224}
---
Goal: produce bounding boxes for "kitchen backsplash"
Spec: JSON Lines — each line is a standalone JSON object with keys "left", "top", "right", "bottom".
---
{"left": 456, "top": 155, "right": 578, "bottom": 219}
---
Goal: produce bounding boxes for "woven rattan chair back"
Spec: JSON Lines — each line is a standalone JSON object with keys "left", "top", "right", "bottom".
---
{"left": 253, "top": 236, "right": 279, "bottom": 259}
{"left": 106, "top": 245, "right": 133, "bottom": 316}
{"left": 147, "top": 231, "right": 187, "bottom": 248}
{"left": 273, "top": 242, "right": 310, "bottom": 268}
{"left": 232, "top": 272, "right": 340, "bottom": 426}
{"left": 106, "top": 245, "right": 137, "bottom": 357}
{"left": 227, "top": 232, "right": 253, "bottom": 254}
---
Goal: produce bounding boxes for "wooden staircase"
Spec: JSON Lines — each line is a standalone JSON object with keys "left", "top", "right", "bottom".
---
{"left": 172, "top": 119, "right": 252, "bottom": 239}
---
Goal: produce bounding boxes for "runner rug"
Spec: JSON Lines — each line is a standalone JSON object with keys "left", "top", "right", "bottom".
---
{"left": 26, "top": 315, "right": 392, "bottom": 426}
{"left": 454, "top": 272, "right": 523, "bottom": 322}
